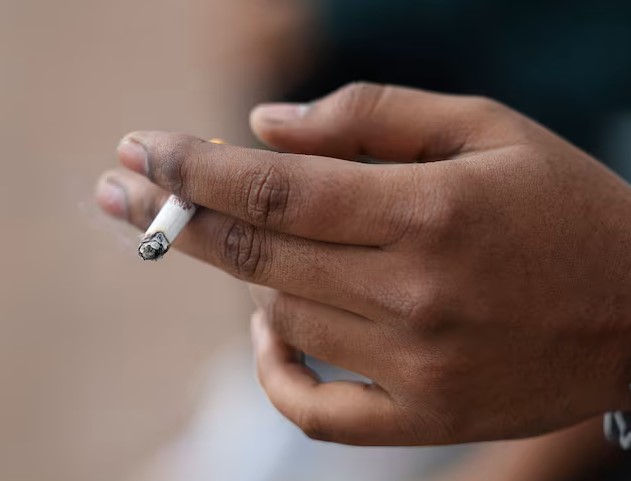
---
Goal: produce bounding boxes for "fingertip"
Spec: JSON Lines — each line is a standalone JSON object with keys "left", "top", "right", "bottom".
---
{"left": 250, "top": 103, "right": 310, "bottom": 146}
{"left": 250, "top": 309, "right": 266, "bottom": 349}
{"left": 95, "top": 173, "right": 128, "bottom": 220}
{"left": 249, "top": 285, "right": 278, "bottom": 311}
{"left": 250, "top": 103, "right": 309, "bottom": 127}
{"left": 117, "top": 134, "right": 149, "bottom": 175}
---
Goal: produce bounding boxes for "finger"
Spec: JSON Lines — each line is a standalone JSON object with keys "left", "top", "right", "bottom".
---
{"left": 116, "top": 130, "right": 413, "bottom": 245}
{"left": 251, "top": 310, "right": 408, "bottom": 445}
{"left": 250, "top": 82, "right": 517, "bottom": 161}
{"left": 96, "top": 169, "right": 211, "bottom": 256}
{"left": 96, "top": 170, "right": 398, "bottom": 318}
{"left": 95, "top": 173, "right": 131, "bottom": 220}
{"left": 250, "top": 286, "right": 386, "bottom": 377}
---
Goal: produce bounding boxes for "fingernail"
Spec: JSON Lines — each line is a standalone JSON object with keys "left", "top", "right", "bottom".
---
{"left": 254, "top": 103, "right": 309, "bottom": 124}
{"left": 118, "top": 137, "right": 148, "bottom": 175}
{"left": 95, "top": 176, "right": 127, "bottom": 220}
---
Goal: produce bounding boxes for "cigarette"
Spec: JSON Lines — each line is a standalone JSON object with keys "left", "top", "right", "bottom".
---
{"left": 138, "top": 138, "right": 225, "bottom": 261}
{"left": 138, "top": 195, "right": 196, "bottom": 260}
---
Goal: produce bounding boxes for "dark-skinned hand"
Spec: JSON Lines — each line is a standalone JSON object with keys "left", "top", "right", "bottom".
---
{"left": 97, "top": 83, "right": 631, "bottom": 446}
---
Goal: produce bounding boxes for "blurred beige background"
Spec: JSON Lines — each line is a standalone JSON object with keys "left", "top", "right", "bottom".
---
{"left": 0, "top": 1, "right": 314, "bottom": 480}
{"left": 3, "top": 1, "right": 629, "bottom": 479}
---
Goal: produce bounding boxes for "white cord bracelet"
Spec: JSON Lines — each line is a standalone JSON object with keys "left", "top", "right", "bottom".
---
{"left": 604, "top": 384, "right": 631, "bottom": 449}
{"left": 604, "top": 411, "right": 631, "bottom": 449}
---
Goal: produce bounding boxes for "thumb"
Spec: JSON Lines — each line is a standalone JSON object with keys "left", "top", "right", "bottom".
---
{"left": 250, "top": 82, "right": 490, "bottom": 162}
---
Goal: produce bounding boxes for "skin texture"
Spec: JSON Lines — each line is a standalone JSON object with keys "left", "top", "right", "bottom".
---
{"left": 97, "top": 83, "right": 631, "bottom": 446}
{"left": 432, "top": 418, "right": 621, "bottom": 481}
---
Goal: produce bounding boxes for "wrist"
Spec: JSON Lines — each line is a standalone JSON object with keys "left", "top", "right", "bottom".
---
{"left": 601, "top": 294, "right": 631, "bottom": 412}
{"left": 605, "top": 336, "right": 631, "bottom": 412}
{"left": 596, "top": 209, "right": 631, "bottom": 412}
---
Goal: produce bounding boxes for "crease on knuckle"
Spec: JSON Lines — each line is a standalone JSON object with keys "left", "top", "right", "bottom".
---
{"left": 296, "top": 408, "right": 331, "bottom": 442}
{"left": 334, "top": 81, "right": 388, "bottom": 122}
{"left": 382, "top": 197, "right": 420, "bottom": 246}
{"left": 267, "top": 296, "right": 335, "bottom": 361}
{"left": 450, "top": 96, "right": 511, "bottom": 152}
{"left": 245, "top": 163, "right": 291, "bottom": 227}
{"left": 222, "top": 220, "right": 268, "bottom": 280}
{"left": 391, "top": 360, "right": 462, "bottom": 443}
{"left": 416, "top": 185, "right": 466, "bottom": 249}
{"left": 380, "top": 277, "right": 457, "bottom": 339}
{"left": 390, "top": 167, "right": 439, "bottom": 244}
{"left": 393, "top": 398, "right": 456, "bottom": 444}
{"left": 373, "top": 282, "right": 421, "bottom": 325}
{"left": 407, "top": 284, "right": 455, "bottom": 336}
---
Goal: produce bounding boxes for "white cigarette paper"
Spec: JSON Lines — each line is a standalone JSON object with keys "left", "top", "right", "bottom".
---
{"left": 138, "top": 138, "right": 224, "bottom": 261}
{"left": 138, "top": 195, "right": 196, "bottom": 261}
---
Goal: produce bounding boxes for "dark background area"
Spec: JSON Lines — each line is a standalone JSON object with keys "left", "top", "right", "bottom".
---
{"left": 288, "top": 0, "right": 631, "bottom": 163}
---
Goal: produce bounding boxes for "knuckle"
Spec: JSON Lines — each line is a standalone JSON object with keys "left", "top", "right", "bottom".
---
{"left": 391, "top": 360, "right": 464, "bottom": 443}
{"left": 463, "top": 95, "right": 508, "bottom": 119}
{"left": 409, "top": 283, "right": 459, "bottom": 336}
{"left": 406, "top": 289, "right": 442, "bottom": 328}
{"left": 459, "top": 96, "right": 528, "bottom": 143}
{"left": 244, "top": 163, "right": 291, "bottom": 227}
{"left": 296, "top": 410, "right": 331, "bottom": 442}
{"left": 374, "top": 283, "right": 423, "bottom": 325}
{"left": 409, "top": 289, "right": 443, "bottom": 325}
{"left": 387, "top": 201, "right": 419, "bottom": 244}
{"left": 267, "top": 295, "right": 335, "bottom": 358}
{"left": 268, "top": 292, "right": 332, "bottom": 357}
{"left": 396, "top": 400, "right": 458, "bottom": 444}
{"left": 382, "top": 278, "right": 456, "bottom": 337}
{"left": 416, "top": 184, "right": 466, "bottom": 246}
{"left": 221, "top": 219, "right": 269, "bottom": 280}
{"left": 332, "top": 81, "right": 388, "bottom": 121}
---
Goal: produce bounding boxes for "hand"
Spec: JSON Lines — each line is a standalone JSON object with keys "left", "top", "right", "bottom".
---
{"left": 428, "top": 418, "right": 619, "bottom": 481}
{"left": 97, "top": 83, "right": 631, "bottom": 445}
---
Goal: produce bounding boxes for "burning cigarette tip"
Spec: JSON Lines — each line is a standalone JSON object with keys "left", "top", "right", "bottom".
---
{"left": 137, "top": 194, "right": 196, "bottom": 261}
{"left": 136, "top": 139, "right": 225, "bottom": 262}
{"left": 138, "top": 232, "right": 170, "bottom": 261}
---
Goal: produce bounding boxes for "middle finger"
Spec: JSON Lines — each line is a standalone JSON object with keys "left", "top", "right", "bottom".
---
{"left": 98, "top": 169, "right": 395, "bottom": 318}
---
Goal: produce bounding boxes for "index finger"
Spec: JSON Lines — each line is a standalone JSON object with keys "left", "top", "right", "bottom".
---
{"left": 118, "top": 131, "right": 410, "bottom": 245}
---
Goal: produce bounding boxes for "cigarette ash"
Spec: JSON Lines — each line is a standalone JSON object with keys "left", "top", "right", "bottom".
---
{"left": 138, "top": 232, "right": 170, "bottom": 261}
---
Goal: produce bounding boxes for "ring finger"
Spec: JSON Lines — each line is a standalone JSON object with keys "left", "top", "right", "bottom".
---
{"left": 97, "top": 169, "right": 395, "bottom": 318}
